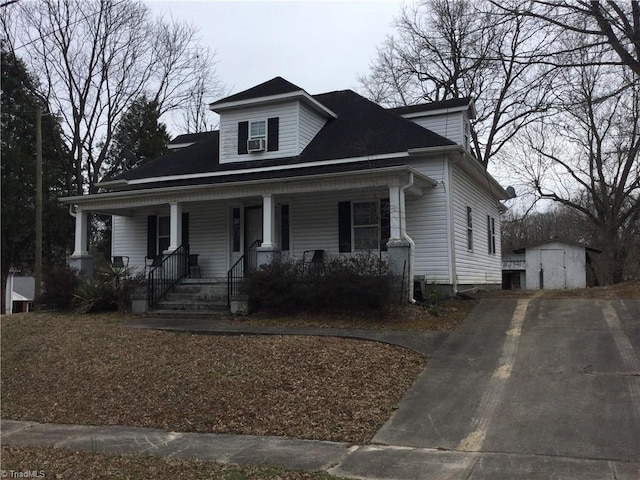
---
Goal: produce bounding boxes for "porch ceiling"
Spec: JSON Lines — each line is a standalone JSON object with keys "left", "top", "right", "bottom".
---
{"left": 60, "top": 166, "right": 436, "bottom": 212}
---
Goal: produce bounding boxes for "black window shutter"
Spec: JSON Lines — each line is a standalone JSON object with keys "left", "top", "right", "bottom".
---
{"left": 147, "top": 215, "right": 157, "bottom": 259}
{"left": 238, "top": 121, "right": 248, "bottom": 154}
{"left": 182, "top": 212, "right": 189, "bottom": 252}
{"left": 267, "top": 117, "right": 279, "bottom": 151}
{"left": 338, "top": 201, "right": 351, "bottom": 253}
{"left": 380, "top": 198, "right": 391, "bottom": 251}
{"left": 281, "top": 204, "right": 290, "bottom": 251}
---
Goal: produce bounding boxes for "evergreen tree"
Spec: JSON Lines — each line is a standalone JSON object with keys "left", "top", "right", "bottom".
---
{"left": 104, "top": 95, "right": 171, "bottom": 177}
{"left": 1, "top": 46, "right": 73, "bottom": 290}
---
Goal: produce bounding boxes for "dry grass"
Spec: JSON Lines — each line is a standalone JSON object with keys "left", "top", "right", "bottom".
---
{"left": 481, "top": 279, "right": 640, "bottom": 300}
{"left": 0, "top": 446, "right": 346, "bottom": 479}
{"left": 1, "top": 312, "right": 425, "bottom": 445}
{"left": 235, "top": 299, "right": 477, "bottom": 331}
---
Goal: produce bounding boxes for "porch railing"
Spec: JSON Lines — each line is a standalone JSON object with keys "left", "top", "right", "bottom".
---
{"left": 227, "top": 239, "right": 261, "bottom": 306}
{"left": 148, "top": 245, "right": 189, "bottom": 308}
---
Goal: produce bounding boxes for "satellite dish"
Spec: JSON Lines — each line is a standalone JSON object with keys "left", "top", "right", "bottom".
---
{"left": 506, "top": 186, "right": 516, "bottom": 198}
{"left": 120, "top": 149, "right": 137, "bottom": 165}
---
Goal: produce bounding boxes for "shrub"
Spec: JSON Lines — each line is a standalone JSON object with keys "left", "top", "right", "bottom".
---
{"left": 38, "top": 265, "right": 81, "bottom": 310}
{"left": 72, "top": 262, "right": 143, "bottom": 313}
{"left": 247, "top": 253, "right": 393, "bottom": 314}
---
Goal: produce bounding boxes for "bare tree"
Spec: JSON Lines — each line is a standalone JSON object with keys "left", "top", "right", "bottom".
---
{"left": 507, "top": 47, "right": 640, "bottom": 283}
{"left": 2, "top": 0, "right": 222, "bottom": 194}
{"left": 359, "top": 0, "right": 554, "bottom": 167}
{"left": 495, "top": 0, "right": 640, "bottom": 76}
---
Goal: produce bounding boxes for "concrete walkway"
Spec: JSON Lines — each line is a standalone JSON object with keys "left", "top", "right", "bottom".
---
{"left": 123, "top": 316, "right": 450, "bottom": 356}
{"left": 3, "top": 298, "right": 640, "bottom": 479}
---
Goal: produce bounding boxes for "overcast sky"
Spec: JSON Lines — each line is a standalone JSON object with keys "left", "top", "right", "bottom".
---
{"left": 147, "top": 0, "right": 404, "bottom": 131}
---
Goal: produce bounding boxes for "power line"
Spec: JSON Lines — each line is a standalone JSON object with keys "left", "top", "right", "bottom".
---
{"left": 9, "top": 0, "right": 129, "bottom": 52}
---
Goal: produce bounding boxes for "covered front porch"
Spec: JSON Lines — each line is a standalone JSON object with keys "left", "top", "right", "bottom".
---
{"left": 61, "top": 166, "right": 437, "bottom": 307}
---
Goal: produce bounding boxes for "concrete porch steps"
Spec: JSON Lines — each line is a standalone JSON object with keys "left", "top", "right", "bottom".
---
{"left": 150, "top": 278, "right": 231, "bottom": 318}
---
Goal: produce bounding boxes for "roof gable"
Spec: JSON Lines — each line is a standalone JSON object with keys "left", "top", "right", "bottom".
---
{"left": 209, "top": 77, "right": 304, "bottom": 107}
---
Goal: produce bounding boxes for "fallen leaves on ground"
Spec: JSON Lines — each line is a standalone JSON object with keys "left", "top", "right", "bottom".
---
{"left": 1, "top": 312, "right": 425, "bottom": 444}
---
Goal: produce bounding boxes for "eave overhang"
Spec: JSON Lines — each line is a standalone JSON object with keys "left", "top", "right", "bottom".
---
{"left": 60, "top": 165, "right": 436, "bottom": 212}
{"left": 409, "top": 145, "right": 510, "bottom": 201}
{"left": 209, "top": 90, "right": 338, "bottom": 119}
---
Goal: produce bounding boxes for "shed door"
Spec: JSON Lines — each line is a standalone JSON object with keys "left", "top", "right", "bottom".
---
{"left": 540, "top": 249, "right": 566, "bottom": 289}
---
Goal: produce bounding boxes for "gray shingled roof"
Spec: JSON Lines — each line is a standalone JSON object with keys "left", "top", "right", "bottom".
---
{"left": 209, "top": 77, "right": 304, "bottom": 107}
{"left": 108, "top": 88, "right": 455, "bottom": 191}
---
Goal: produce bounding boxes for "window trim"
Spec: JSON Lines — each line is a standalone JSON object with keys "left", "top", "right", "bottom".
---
{"left": 466, "top": 206, "right": 473, "bottom": 251}
{"left": 157, "top": 215, "right": 170, "bottom": 254}
{"left": 487, "top": 215, "right": 496, "bottom": 255}
{"left": 249, "top": 119, "right": 266, "bottom": 140}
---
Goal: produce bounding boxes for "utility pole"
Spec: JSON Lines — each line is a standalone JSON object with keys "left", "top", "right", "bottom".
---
{"left": 35, "top": 107, "right": 43, "bottom": 310}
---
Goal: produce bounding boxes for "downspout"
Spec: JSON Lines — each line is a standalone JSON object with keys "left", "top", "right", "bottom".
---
{"left": 446, "top": 154, "right": 461, "bottom": 295}
{"left": 400, "top": 173, "right": 416, "bottom": 304}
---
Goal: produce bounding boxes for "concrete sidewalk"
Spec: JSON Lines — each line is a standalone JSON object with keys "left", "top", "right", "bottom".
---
{"left": 3, "top": 298, "right": 640, "bottom": 479}
{"left": 2, "top": 419, "right": 638, "bottom": 479}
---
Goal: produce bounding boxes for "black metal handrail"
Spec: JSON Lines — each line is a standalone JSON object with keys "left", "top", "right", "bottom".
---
{"left": 227, "top": 239, "right": 261, "bottom": 306}
{"left": 148, "top": 245, "right": 189, "bottom": 308}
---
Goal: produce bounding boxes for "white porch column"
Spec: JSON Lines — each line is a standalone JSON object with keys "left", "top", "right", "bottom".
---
{"left": 256, "top": 194, "right": 280, "bottom": 267}
{"left": 73, "top": 208, "right": 89, "bottom": 256}
{"left": 261, "top": 194, "right": 277, "bottom": 249}
{"left": 69, "top": 208, "right": 94, "bottom": 278}
{"left": 389, "top": 185, "right": 403, "bottom": 240}
{"left": 386, "top": 183, "right": 411, "bottom": 302}
{"left": 168, "top": 202, "right": 182, "bottom": 252}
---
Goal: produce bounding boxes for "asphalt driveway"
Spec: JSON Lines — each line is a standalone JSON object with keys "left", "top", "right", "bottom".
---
{"left": 334, "top": 297, "right": 640, "bottom": 479}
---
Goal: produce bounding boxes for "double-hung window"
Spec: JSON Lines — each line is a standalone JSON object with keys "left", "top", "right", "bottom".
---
{"left": 487, "top": 215, "right": 496, "bottom": 254}
{"left": 338, "top": 200, "right": 390, "bottom": 252}
{"left": 158, "top": 216, "right": 170, "bottom": 254}
{"left": 353, "top": 202, "right": 379, "bottom": 250}
{"left": 249, "top": 120, "right": 266, "bottom": 140}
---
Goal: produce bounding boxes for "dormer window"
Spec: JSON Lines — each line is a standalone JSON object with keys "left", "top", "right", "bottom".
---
{"left": 238, "top": 117, "right": 279, "bottom": 154}
{"left": 250, "top": 120, "right": 266, "bottom": 140}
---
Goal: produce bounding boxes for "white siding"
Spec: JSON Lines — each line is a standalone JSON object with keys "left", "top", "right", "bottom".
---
{"left": 405, "top": 158, "right": 451, "bottom": 283}
{"left": 408, "top": 112, "right": 464, "bottom": 145}
{"left": 187, "top": 202, "right": 229, "bottom": 278}
{"left": 451, "top": 163, "right": 502, "bottom": 286}
{"left": 112, "top": 211, "right": 154, "bottom": 276}
{"left": 298, "top": 103, "right": 327, "bottom": 152}
{"left": 288, "top": 190, "right": 387, "bottom": 258}
{"left": 219, "top": 101, "right": 299, "bottom": 163}
{"left": 112, "top": 202, "right": 230, "bottom": 279}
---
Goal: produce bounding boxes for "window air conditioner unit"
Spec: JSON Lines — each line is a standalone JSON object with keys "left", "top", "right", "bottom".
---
{"left": 247, "top": 138, "right": 265, "bottom": 152}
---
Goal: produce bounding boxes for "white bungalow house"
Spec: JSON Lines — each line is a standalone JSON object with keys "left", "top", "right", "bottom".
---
{"left": 60, "top": 77, "right": 510, "bottom": 310}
